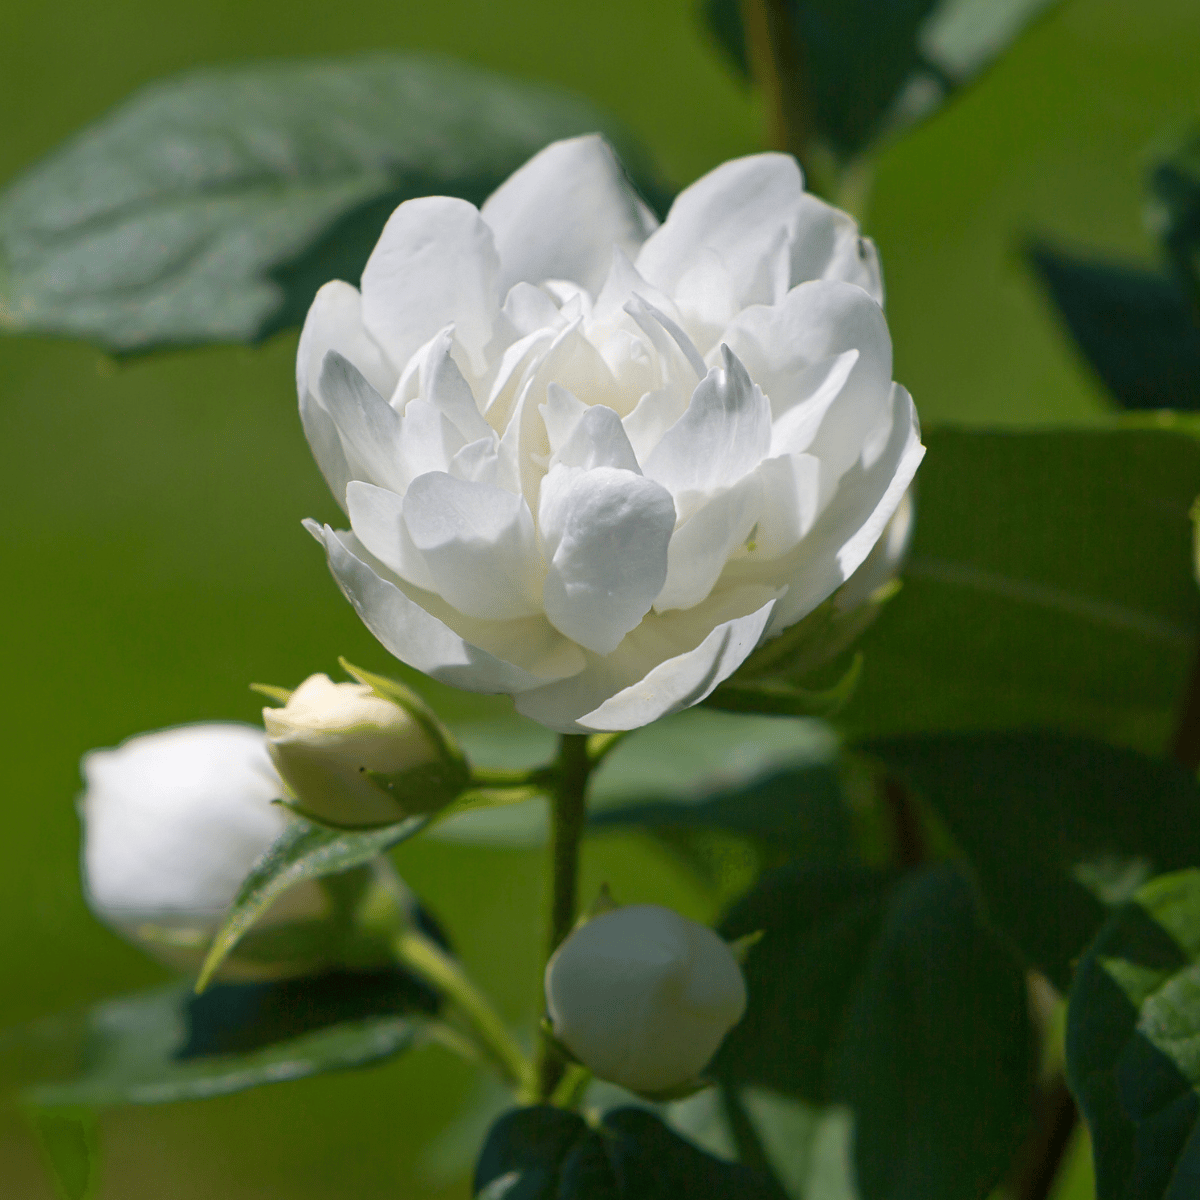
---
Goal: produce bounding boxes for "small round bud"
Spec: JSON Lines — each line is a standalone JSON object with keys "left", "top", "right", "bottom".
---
{"left": 81, "top": 723, "right": 325, "bottom": 976}
{"left": 263, "top": 673, "right": 443, "bottom": 826}
{"left": 545, "top": 904, "right": 747, "bottom": 1095}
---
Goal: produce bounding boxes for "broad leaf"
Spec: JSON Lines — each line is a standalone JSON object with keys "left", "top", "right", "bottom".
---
{"left": 1027, "top": 243, "right": 1200, "bottom": 410}
{"left": 27, "top": 1110, "right": 100, "bottom": 1200}
{"left": 840, "top": 427, "right": 1200, "bottom": 753}
{"left": 715, "top": 864, "right": 1033, "bottom": 1200}
{"left": 1067, "top": 870, "right": 1200, "bottom": 1200}
{"left": 196, "top": 814, "right": 426, "bottom": 990}
{"left": 0, "top": 54, "right": 665, "bottom": 352}
{"left": 700, "top": 0, "right": 1057, "bottom": 161}
{"left": 473, "top": 1105, "right": 779, "bottom": 1199}
{"left": 21, "top": 969, "right": 432, "bottom": 1110}
{"left": 865, "top": 733, "right": 1200, "bottom": 988}
{"left": 1148, "top": 126, "right": 1200, "bottom": 313}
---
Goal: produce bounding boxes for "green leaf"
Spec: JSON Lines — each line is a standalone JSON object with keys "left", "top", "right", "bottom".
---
{"left": 22, "top": 971, "right": 432, "bottom": 1110}
{"left": 864, "top": 733, "right": 1200, "bottom": 988}
{"left": 1066, "top": 869, "right": 1200, "bottom": 1200}
{"left": 715, "top": 864, "right": 1034, "bottom": 1200}
{"left": 1148, "top": 125, "right": 1200, "bottom": 314}
{"left": 700, "top": 0, "right": 1057, "bottom": 161}
{"left": 196, "top": 815, "right": 426, "bottom": 991}
{"left": 1027, "top": 242, "right": 1200, "bottom": 410}
{"left": 840, "top": 427, "right": 1200, "bottom": 753}
{"left": 27, "top": 1110, "right": 100, "bottom": 1200}
{"left": 704, "top": 654, "right": 863, "bottom": 718}
{"left": 473, "top": 1105, "right": 780, "bottom": 1199}
{"left": 0, "top": 53, "right": 665, "bottom": 352}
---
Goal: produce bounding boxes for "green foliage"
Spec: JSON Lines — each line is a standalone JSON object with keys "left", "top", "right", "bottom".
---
{"left": 700, "top": 0, "right": 1057, "bottom": 161}
{"left": 196, "top": 815, "right": 426, "bottom": 990}
{"left": 22, "top": 973, "right": 430, "bottom": 1111}
{"left": 864, "top": 732, "right": 1200, "bottom": 989}
{"left": 27, "top": 1110, "right": 100, "bottom": 1200}
{"left": 0, "top": 54, "right": 663, "bottom": 353}
{"left": 841, "top": 427, "right": 1200, "bottom": 752}
{"left": 473, "top": 1105, "right": 779, "bottom": 1199}
{"left": 715, "top": 863, "right": 1034, "bottom": 1200}
{"left": 1149, "top": 126, "right": 1200, "bottom": 313}
{"left": 1066, "top": 870, "right": 1200, "bottom": 1200}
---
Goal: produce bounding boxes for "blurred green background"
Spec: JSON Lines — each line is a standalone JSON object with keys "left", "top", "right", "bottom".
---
{"left": 1, "top": 0, "right": 1196, "bottom": 1194}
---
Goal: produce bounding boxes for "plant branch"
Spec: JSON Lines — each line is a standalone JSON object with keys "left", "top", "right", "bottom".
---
{"left": 536, "top": 733, "right": 594, "bottom": 1100}
{"left": 391, "top": 927, "right": 535, "bottom": 1096}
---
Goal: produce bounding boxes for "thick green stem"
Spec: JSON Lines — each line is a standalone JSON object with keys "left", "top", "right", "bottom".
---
{"left": 536, "top": 733, "right": 593, "bottom": 1100}
{"left": 392, "top": 927, "right": 535, "bottom": 1096}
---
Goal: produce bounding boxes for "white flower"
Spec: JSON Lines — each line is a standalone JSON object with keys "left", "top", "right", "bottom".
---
{"left": 544, "top": 904, "right": 747, "bottom": 1094}
{"left": 81, "top": 723, "right": 324, "bottom": 976}
{"left": 263, "top": 672, "right": 444, "bottom": 826}
{"left": 297, "top": 136, "right": 924, "bottom": 732}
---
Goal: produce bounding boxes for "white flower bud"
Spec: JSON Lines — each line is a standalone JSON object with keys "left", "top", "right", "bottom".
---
{"left": 81, "top": 723, "right": 325, "bottom": 976}
{"left": 545, "top": 904, "right": 747, "bottom": 1095}
{"left": 262, "top": 673, "right": 446, "bottom": 826}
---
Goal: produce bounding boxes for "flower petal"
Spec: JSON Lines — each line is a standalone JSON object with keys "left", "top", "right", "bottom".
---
{"left": 345, "top": 480, "right": 437, "bottom": 593}
{"left": 360, "top": 196, "right": 500, "bottom": 375}
{"left": 787, "top": 193, "right": 884, "bottom": 305}
{"left": 643, "top": 346, "right": 772, "bottom": 514}
{"left": 419, "top": 328, "right": 494, "bottom": 444}
{"left": 548, "top": 398, "right": 641, "bottom": 473}
{"left": 319, "top": 351, "right": 409, "bottom": 496}
{"left": 402, "top": 472, "right": 544, "bottom": 620}
{"left": 481, "top": 135, "right": 657, "bottom": 297}
{"left": 539, "top": 464, "right": 676, "bottom": 655}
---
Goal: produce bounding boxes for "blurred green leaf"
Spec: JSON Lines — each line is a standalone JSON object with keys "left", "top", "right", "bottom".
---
{"left": 196, "top": 815, "right": 426, "bottom": 990}
{"left": 22, "top": 973, "right": 429, "bottom": 1109}
{"left": 705, "top": 654, "right": 863, "bottom": 718}
{"left": 28, "top": 1109, "right": 100, "bottom": 1200}
{"left": 0, "top": 53, "right": 665, "bottom": 352}
{"left": 1148, "top": 126, "right": 1200, "bottom": 314}
{"left": 864, "top": 733, "right": 1200, "bottom": 989}
{"left": 473, "top": 1104, "right": 780, "bottom": 1199}
{"left": 1027, "top": 242, "right": 1200, "bottom": 410}
{"left": 841, "top": 427, "right": 1200, "bottom": 752}
{"left": 1066, "top": 870, "right": 1200, "bottom": 1200}
{"left": 716, "top": 864, "right": 1034, "bottom": 1200}
{"left": 700, "top": 0, "right": 1056, "bottom": 161}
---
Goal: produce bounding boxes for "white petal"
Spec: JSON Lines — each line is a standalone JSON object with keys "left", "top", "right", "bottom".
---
{"left": 449, "top": 437, "right": 503, "bottom": 487}
{"left": 397, "top": 398, "right": 465, "bottom": 480}
{"left": 636, "top": 154, "right": 802, "bottom": 300}
{"left": 549, "top": 400, "right": 641, "bottom": 473}
{"left": 299, "top": 389, "right": 352, "bottom": 514}
{"left": 541, "top": 382, "right": 589, "bottom": 457}
{"left": 402, "top": 472, "right": 544, "bottom": 620}
{"left": 539, "top": 464, "right": 676, "bottom": 655}
{"left": 643, "top": 346, "right": 771, "bottom": 514}
{"left": 788, "top": 193, "right": 884, "bottom": 305}
{"left": 654, "top": 473, "right": 764, "bottom": 612}
{"left": 748, "top": 452, "right": 822, "bottom": 559}
{"left": 419, "top": 329, "right": 493, "bottom": 443}
{"left": 482, "top": 135, "right": 657, "bottom": 297}
{"left": 297, "top": 280, "right": 397, "bottom": 405}
{"left": 360, "top": 196, "right": 500, "bottom": 376}
{"left": 767, "top": 349, "right": 860, "bottom": 456}
{"left": 345, "top": 480, "right": 437, "bottom": 593}
{"left": 590, "top": 246, "right": 682, "bottom": 332}
{"left": 502, "top": 281, "right": 563, "bottom": 336}
{"left": 309, "top": 522, "right": 578, "bottom": 693}
{"left": 319, "top": 351, "right": 409, "bottom": 496}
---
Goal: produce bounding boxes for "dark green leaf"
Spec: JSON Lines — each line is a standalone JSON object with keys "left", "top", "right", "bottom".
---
{"left": 864, "top": 733, "right": 1200, "bottom": 988}
{"left": 828, "top": 865, "right": 1034, "bottom": 1200}
{"left": 704, "top": 654, "right": 863, "bottom": 718}
{"left": 1148, "top": 126, "right": 1200, "bottom": 314}
{"left": 1066, "top": 870, "right": 1200, "bottom": 1200}
{"left": 841, "top": 427, "right": 1200, "bottom": 754}
{"left": 0, "top": 53, "right": 666, "bottom": 352}
{"left": 22, "top": 970, "right": 429, "bottom": 1110}
{"left": 473, "top": 1105, "right": 780, "bottom": 1200}
{"left": 196, "top": 814, "right": 426, "bottom": 990}
{"left": 27, "top": 1110, "right": 100, "bottom": 1200}
{"left": 1027, "top": 242, "right": 1200, "bottom": 410}
{"left": 699, "top": 0, "right": 1056, "bottom": 160}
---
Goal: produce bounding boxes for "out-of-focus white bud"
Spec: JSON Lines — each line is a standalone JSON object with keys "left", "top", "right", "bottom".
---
{"left": 81, "top": 723, "right": 326, "bottom": 977}
{"left": 544, "top": 904, "right": 747, "bottom": 1095}
{"left": 263, "top": 673, "right": 455, "bottom": 827}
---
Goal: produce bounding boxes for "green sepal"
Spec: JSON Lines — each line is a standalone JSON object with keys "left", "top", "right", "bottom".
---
{"left": 249, "top": 682, "right": 293, "bottom": 705}
{"left": 727, "top": 930, "right": 764, "bottom": 966}
{"left": 362, "top": 757, "right": 472, "bottom": 816}
{"left": 538, "top": 1017, "right": 582, "bottom": 1069}
{"left": 705, "top": 653, "right": 863, "bottom": 717}
{"left": 196, "top": 815, "right": 426, "bottom": 992}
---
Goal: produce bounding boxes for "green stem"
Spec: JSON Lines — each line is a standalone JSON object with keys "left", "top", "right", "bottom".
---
{"left": 392, "top": 927, "right": 535, "bottom": 1096}
{"left": 469, "top": 764, "right": 555, "bottom": 789}
{"left": 537, "top": 733, "right": 594, "bottom": 1100}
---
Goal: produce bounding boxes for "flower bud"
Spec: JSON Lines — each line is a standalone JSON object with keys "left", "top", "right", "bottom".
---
{"left": 545, "top": 904, "right": 747, "bottom": 1095}
{"left": 81, "top": 723, "right": 326, "bottom": 977}
{"left": 263, "top": 673, "right": 453, "bottom": 826}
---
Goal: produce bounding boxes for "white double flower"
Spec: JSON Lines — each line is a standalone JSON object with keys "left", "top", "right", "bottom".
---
{"left": 298, "top": 136, "right": 923, "bottom": 732}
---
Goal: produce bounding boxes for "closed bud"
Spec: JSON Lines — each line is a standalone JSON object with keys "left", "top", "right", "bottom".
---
{"left": 544, "top": 904, "right": 747, "bottom": 1096}
{"left": 263, "top": 673, "right": 458, "bottom": 827}
{"left": 81, "top": 723, "right": 327, "bottom": 978}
